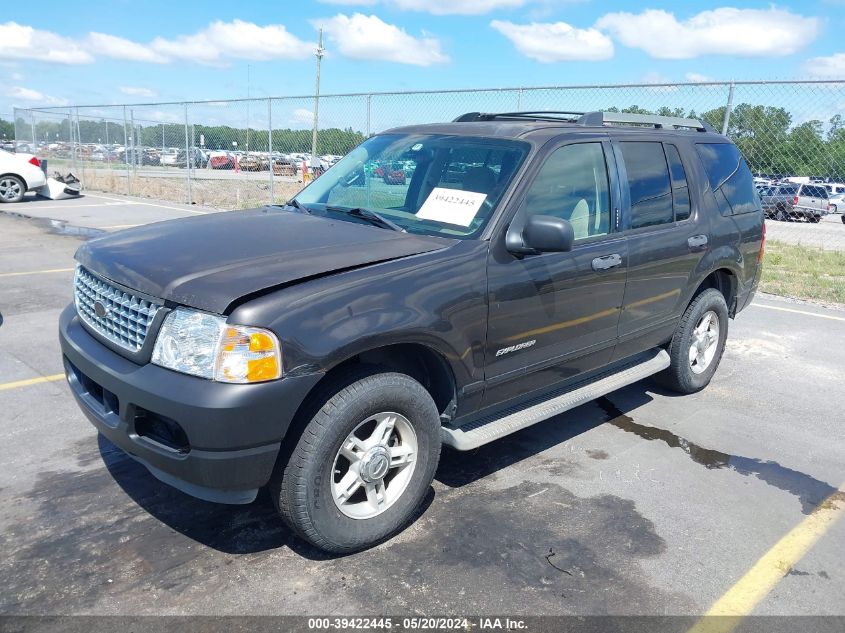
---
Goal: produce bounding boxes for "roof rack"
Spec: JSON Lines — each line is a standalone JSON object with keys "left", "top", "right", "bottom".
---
{"left": 453, "top": 110, "right": 715, "bottom": 133}
{"left": 453, "top": 111, "right": 585, "bottom": 123}
{"left": 576, "top": 111, "right": 715, "bottom": 132}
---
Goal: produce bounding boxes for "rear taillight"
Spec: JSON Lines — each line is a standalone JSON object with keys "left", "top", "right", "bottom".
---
{"left": 28, "top": 156, "right": 40, "bottom": 167}
{"left": 792, "top": 196, "right": 799, "bottom": 205}
{"left": 758, "top": 223, "right": 766, "bottom": 263}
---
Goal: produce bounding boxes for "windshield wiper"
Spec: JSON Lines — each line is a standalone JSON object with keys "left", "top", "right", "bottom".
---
{"left": 284, "top": 198, "right": 312, "bottom": 214}
{"left": 328, "top": 206, "right": 405, "bottom": 232}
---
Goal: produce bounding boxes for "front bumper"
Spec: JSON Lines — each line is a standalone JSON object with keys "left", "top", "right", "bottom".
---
{"left": 59, "top": 304, "right": 322, "bottom": 504}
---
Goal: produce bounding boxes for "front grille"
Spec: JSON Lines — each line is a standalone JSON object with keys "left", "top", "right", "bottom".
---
{"left": 74, "top": 266, "right": 163, "bottom": 352}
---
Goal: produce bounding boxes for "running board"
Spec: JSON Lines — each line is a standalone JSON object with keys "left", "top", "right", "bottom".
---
{"left": 441, "top": 349, "right": 670, "bottom": 451}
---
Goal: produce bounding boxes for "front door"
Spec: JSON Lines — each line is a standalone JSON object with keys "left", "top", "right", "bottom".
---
{"left": 484, "top": 139, "right": 628, "bottom": 407}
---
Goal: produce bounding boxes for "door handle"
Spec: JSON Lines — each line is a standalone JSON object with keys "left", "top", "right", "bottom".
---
{"left": 688, "top": 234, "right": 709, "bottom": 251}
{"left": 591, "top": 253, "right": 623, "bottom": 271}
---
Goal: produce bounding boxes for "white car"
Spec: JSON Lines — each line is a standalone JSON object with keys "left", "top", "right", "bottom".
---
{"left": 0, "top": 149, "right": 48, "bottom": 203}
{"left": 824, "top": 183, "right": 845, "bottom": 213}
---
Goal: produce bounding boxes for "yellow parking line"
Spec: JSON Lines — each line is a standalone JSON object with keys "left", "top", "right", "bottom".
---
{"left": 751, "top": 303, "right": 845, "bottom": 322}
{"left": 0, "top": 267, "right": 74, "bottom": 278}
{"left": 688, "top": 485, "right": 845, "bottom": 633}
{"left": 0, "top": 374, "right": 65, "bottom": 391}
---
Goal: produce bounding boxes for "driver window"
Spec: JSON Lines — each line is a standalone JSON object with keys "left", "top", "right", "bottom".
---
{"left": 521, "top": 143, "right": 611, "bottom": 241}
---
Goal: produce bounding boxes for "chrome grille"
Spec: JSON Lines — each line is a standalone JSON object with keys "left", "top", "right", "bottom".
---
{"left": 74, "top": 266, "right": 163, "bottom": 352}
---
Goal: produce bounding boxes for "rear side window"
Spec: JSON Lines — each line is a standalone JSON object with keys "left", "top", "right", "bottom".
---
{"left": 619, "top": 142, "right": 673, "bottom": 228}
{"left": 664, "top": 144, "right": 691, "bottom": 221}
{"left": 802, "top": 185, "right": 828, "bottom": 199}
{"left": 696, "top": 143, "right": 759, "bottom": 215}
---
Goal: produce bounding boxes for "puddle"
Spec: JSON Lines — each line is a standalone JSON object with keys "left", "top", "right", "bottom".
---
{"left": 596, "top": 397, "right": 838, "bottom": 514}
{"left": 0, "top": 210, "right": 105, "bottom": 240}
{"left": 43, "top": 219, "right": 105, "bottom": 239}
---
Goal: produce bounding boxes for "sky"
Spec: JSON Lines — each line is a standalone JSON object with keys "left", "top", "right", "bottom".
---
{"left": 1, "top": 0, "right": 844, "bottom": 123}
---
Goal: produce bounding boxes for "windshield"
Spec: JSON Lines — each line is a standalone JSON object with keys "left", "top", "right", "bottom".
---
{"left": 293, "top": 134, "right": 529, "bottom": 238}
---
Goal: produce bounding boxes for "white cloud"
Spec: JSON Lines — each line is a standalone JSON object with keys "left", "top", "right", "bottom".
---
{"left": 685, "top": 72, "right": 716, "bottom": 83}
{"left": 0, "top": 20, "right": 313, "bottom": 68}
{"left": 0, "top": 22, "right": 93, "bottom": 64}
{"left": 596, "top": 8, "right": 820, "bottom": 59}
{"left": 88, "top": 32, "right": 168, "bottom": 63}
{"left": 392, "top": 0, "right": 526, "bottom": 15}
{"left": 490, "top": 20, "right": 613, "bottom": 62}
{"left": 316, "top": 14, "right": 448, "bottom": 66}
{"left": 150, "top": 20, "right": 313, "bottom": 65}
{"left": 120, "top": 86, "right": 157, "bottom": 98}
{"left": 804, "top": 53, "right": 845, "bottom": 79}
{"left": 319, "top": 0, "right": 525, "bottom": 13}
{"left": 291, "top": 108, "right": 315, "bottom": 126}
{"left": 6, "top": 86, "right": 68, "bottom": 106}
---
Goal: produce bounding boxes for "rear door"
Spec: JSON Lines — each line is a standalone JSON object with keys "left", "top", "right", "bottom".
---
{"left": 800, "top": 184, "right": 828, "bottom": 214}
{"left": 612, "top": 138, "right": 707, "bottom": 360}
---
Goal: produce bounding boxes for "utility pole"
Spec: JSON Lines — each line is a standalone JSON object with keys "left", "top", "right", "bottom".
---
{"left": 311, "top": 28, "right": 324, "bottom": 173}
{"left": 246, "top": 64, "right": 250, "bottom": 155}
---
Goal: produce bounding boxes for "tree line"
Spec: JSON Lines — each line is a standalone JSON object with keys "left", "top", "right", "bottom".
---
{"left": 5, "top": 117, "right": 366, "bottom": 155}
{"left": 5, "top": 103, "right": 845, "bottom": 179}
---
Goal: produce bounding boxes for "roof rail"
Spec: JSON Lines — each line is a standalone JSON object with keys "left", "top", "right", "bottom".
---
{"left": 577, "top": 111, "right": 715, "bottom": 132}
{"left": 453, "top": 111, "right": 584, "bottom": 123}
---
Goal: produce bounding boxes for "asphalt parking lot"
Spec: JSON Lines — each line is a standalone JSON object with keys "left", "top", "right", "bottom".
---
{"left": 0, "top": 194, "right": 843, "bottom": 618}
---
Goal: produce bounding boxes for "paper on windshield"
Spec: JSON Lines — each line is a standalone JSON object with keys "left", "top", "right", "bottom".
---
{"left": 417, "top": 187, "right": 488, "bottom": 227}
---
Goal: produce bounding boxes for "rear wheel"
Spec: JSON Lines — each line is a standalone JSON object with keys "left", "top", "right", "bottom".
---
{"left": 272, "top": 368, "right": 441, "bottom": 553}
{"left": 659, "top": 289, "right": 729, "bottom": 394}
{"left": 0, "top": 175, "right": 25, "bottom": 203}
{"left": 809, "top": 215, "right": 821, "bottom": 223}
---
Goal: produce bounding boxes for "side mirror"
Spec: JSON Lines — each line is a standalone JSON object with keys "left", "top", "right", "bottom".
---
{"left": 507, "top": 215, "right": 574, "bottom": 254}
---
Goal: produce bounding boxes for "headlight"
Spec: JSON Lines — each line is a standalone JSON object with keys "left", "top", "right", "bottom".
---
{"left": 151, "top": 308, "right": 282, "bottom": 383}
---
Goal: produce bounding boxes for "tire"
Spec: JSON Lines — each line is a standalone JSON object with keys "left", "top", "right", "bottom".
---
{"left": 0, "top": 175, "right": 25, "bottom": 203}
{"left": 809, "top": 215, "right": 821, "bottom": 223}
{"left": 774, "top": 206, "right": 788, "bottom": 222}
{"left": 659, "top": 288, "right": 729, "bottom": 394}
{"left": 272, "top": 368, "right": 441, "bottom": 553}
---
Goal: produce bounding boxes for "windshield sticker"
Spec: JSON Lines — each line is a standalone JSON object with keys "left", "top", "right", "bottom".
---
{"left": 417, "top": 187, "right": 488, "bottom": 227}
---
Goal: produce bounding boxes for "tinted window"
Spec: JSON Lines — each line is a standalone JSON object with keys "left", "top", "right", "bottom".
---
{"left": 620, "top": 142, "right": 673, "bottom": 228}
{"left": 696, "top": 143, "right": 759, "bottom": 215}
{"left": 665, "top": 144, "right": 691, "bottom": 221}
{"left": 779, "top": 185, "right": 798, "bottom": 195}
{"left": 802, "top": 185, "right": 827, "bottom": 199}
{"left": 522, "top": 143, "right": 610, "bottom": 241}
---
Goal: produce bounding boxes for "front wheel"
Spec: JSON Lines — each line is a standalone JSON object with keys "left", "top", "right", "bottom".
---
{"left": 272, "top": 369, "right": 441, "bottom": 553}
{"left": 0, "top": 175, "right": 25, "bottom": 203}
{"left": 659, "top": 289, "right": 729, "bottom": 394}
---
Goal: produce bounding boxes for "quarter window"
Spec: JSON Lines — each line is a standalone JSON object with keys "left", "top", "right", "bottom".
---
{"left": 619, "top": 142, "right": 673, "bottom": 229}
{"left": 521, "top": 143, "right": 611, "bottom": 241}
{"left": 696, "top": 143, "right": 759, "bottom": 215}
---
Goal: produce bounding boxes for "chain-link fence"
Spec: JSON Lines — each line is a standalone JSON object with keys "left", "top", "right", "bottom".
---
{"left": 8, "top": 80, "right": 845, "bottom": 248}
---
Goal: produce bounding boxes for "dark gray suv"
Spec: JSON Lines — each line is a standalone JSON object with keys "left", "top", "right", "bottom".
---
{"left": 59, "top": 111, "right": 764, "bottom": 552}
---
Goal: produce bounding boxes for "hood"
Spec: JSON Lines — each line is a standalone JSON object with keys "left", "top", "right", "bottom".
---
{"left": 75, "top": 208, "right": 451, "bottom": 313}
